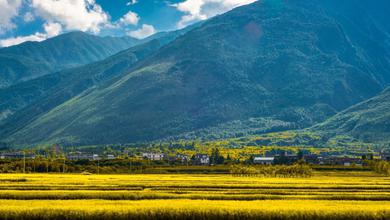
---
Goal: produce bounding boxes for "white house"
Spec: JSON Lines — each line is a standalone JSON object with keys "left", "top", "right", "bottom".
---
{"left": 67, "top": 152, "right": 100, "bottom": 161}
{"left": 106, "top": 154, "right": 116, "bottom": 160}
{"left": 142, "top": 152, "right": 166, "bottom": 161}
{"left": 253, "top": 157, "right": 274, "bottom": 165}
{"left": 176, "top": 154, "right": 190, "bottom": 162}
{"left": 194, "top": 154, "right": 210, "bottom": 165}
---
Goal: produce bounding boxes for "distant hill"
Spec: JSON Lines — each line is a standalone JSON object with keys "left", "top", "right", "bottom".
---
{"left": 0, "top": 27, "right": 196, "bottom": 129}
{"left": 0, "top": 32, "right": 140, "bottom": 88}
{"left": 312, "top": 87, "right": 390, "bottom": 143}
{"left": 2, "top": 0, "right": 390, "bottom": 146}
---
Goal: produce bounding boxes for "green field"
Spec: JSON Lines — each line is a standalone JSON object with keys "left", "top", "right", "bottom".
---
{"left": 0, "top": 172, "right": 390, "bottom": 219}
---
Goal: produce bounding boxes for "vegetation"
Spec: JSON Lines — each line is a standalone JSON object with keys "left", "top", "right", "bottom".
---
{"left": 313, "top": 88, "right": 390, "bottom": 144}
{"left": 0, "top": 172, "right": 389, "bottom": 219}
{"left": 0, "top": 27, "right": 195, "bottom": 138}
{"left": 369, "top": 160, "right": 390, "bottom": 176}
{"left": 0, "top": 200, "right": 389, "bottom": 220}
{"left": 230, "top": 164, "right": 313, "bottom": 178}
{"left": 3, "top": 0, "right": 390, "bottom": 146}
{"left": 0, "top": 32, "right": 139, "bottom": 88}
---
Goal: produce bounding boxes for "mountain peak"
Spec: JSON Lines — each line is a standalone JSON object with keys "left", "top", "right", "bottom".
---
{"left": 0, "top": 31, "right": 141, "bottom": 88}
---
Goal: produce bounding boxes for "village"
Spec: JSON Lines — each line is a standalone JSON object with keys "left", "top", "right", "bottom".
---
{"left": 1, "top": 148, "right": 390, "bottom": 167}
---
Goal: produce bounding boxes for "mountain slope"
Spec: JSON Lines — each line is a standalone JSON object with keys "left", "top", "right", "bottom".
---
{"left": 3, "top": 0, "right": 390, "bottom": 146}
{"left": 0, "top": 26, "right": 193, "bottom": 127}
{"left": 312, "top": 87, "right": 390, "bottom": 143}
{"left": 0, "top": 32, "right": 139, "bottom": 88}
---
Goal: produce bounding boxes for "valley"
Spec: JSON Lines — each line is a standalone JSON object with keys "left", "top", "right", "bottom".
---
{"left": 0, "top": 0, "right": 390, "bottom": 219}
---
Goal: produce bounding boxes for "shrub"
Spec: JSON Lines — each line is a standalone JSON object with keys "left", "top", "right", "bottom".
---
{"left": 230, "top": 164, "right": 313, "bottom": 178}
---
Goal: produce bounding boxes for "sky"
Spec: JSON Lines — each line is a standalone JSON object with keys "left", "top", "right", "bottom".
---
{"left": 0, "top": 0, "right": 257, "bottom": 47}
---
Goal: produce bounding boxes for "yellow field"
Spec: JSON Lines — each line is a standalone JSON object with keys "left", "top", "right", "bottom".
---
{"left": 0, "top": 172, "right": 390, "bottom": 219}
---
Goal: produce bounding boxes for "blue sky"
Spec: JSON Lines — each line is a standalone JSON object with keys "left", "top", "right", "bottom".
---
{"left": 0, "top": 0, "right": 257, "bottom": 47}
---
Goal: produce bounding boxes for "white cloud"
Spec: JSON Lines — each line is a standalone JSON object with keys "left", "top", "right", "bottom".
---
{"left": 127, "top": 24, "right": 156, "bottom": 39}
{"left": 44, "top": 22, "right": 62, "bottom": 37}
{"left": 0, "top": 0, "right": 22, "bottom": 34}
{"left": 126, "top": 0, "right": 138, "bottom": 6}
{"left": 0, "top": 22, "right": 62, "bottom": 47}
{"left": 173, "top": 0, "right": 256, "bottom": 28}
{"left": 23, "top": 12, "right": 35, "bottom": 23}
{"left": 31, "top": 0, "right": 109, "bottom": 33}
{"left": 119, "top": 11, "right": 139, "bottom": 26}
{"left": 0, "top": 32, "right": 46, "bottom": 47}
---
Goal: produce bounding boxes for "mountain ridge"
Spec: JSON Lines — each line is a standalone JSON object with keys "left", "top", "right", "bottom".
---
{"left": 0, "top": 31, "right": 140, "bottom": 88}
{"left": 0, "top": 26, "right": 198, "bottom": 132}
{"left": 311, "top": 87, "right": 390, "bottom": 143}
{"left": 2, "top": 0, "right": 390, "bottom": 146}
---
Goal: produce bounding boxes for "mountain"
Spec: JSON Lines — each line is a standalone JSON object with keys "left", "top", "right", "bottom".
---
{"left": 0, "top": 32, "right": 140, "bottom": 88}
{"left": 2, "top": 0, "right": 390, "bottom": 146}
{"left": 312, "top": 87, "right": 390, "bottom": 143}
{"left": 0, "top": 27, "right": 193, "bottom": 126}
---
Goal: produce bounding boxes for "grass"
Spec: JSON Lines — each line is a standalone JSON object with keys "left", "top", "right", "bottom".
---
{"left": 0, "top": 172, "right": 390, "bottom": 219}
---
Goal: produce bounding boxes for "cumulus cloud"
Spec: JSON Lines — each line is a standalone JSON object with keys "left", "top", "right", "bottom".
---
{"left": 0, "top": 22, "right": 62, "bottom": 47}
{"left": 173, "top": 0, "right": 256, "bottom": 28}
{"left": 127, "top": 24, "right": 156, "bottom": 39}
{"left": 0, "top": 32, "right": 46, "bottom": 47}
{"left": 30, "top": 0, "right": 109, "bottom": 33}
{"left": 44, "top": 22, "right": 62, "bottom": 37}
{"left": 0, "top": 0, "right": 22, "bottom": 34}
{"left": 126, "top": 0, "right": 138, "bottom": 6}
{"left": 23, "top": 12, "right": 35, "bottom": 23}
{"left": 118, "top": 11, "right": 139, "bottom": 26}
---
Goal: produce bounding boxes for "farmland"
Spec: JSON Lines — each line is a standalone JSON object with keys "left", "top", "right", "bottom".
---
{"left": 0, "top": 172, "right": 390, "bottom": 219}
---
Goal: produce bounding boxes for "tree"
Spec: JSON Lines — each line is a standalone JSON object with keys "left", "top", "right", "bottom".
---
{"left": 210, "top": 148, "right": 225, "bottom": 165}
{"left": 297, "top": 150, "right": 304, "bottom": 160}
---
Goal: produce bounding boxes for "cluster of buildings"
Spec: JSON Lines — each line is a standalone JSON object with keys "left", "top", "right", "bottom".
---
{"left": 253, "top": 150, "right": 390, "bottom": 166}
{"left": 0, "top": 151, "right": 211, "bottom": 165}
{"left": 1, "top": 149, "right": 389, "bottom": 167}
{"left": 0, "top": 152, "right": 35, "bottom": 160}
{"left": 142, "top": 152, "right": 210, "bottom": 165}
{"left": 67, "top": 152, "right": 116, "bottom": 161}
{"left": 0, "top": 151, "right": 115, "bottom": 161}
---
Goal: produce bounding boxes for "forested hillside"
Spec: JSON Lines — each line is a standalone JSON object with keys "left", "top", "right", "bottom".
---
{"left": 0, "top": 32, "right": 139, "bottom": 88}
{"left": 2, "top": 0, "right": 390, "bottom": 146}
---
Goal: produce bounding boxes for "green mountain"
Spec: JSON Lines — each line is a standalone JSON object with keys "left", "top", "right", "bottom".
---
{"left": 2, "top": 0, "right": 390, "bottom": 146}
{"left": 0, "top": 32, "right": 139, "bottom": 88}
{"left": 312, "top": 87, "right": 390, "bottom": 143}
{"left": 0, "top": 27, "right": 192, "bottom": 126}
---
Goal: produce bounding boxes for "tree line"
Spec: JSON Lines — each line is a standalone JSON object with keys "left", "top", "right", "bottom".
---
{"left": 230, "top": 162, "right": 313, "bottom": 178}
{"left": 369, "top": 160, "right": 390, "bottom": 176}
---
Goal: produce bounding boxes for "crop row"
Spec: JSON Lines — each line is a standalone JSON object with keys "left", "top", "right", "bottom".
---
{"left": 0, "top": 199, "right": 389, "bottom": 220}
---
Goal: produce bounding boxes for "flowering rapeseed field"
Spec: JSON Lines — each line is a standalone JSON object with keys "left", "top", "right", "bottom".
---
{"left": 0, "top": 172, "right": 389, "bottom": 219}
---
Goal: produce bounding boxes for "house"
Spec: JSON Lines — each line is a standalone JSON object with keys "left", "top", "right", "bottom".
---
{"left": 380, "top": 149, "right": 390, "bottom": 161}
{"left": 106, "top": 154, "right": 116, "bottom": 160}
{"left": 0, "top": 152, "right": 35, "bottom": 160}
{"left": 67, "top": 152, "right": 100, "bottom": 161}
{"left": 253, "top": 157, "right": 274, "bottom": 165}
{"left": 323, "top": 156, "right": 363, "bottom": 166}
{"left": 193, "top": 154, "right": 210, "bottom": 165}
{"left": 0, "top": 152, "right": 24, "bottom": 159}
{"left": 176, "top": 154, "right": 190, "bottom": 163}
{"left": 142, "top": 152, "right": 166, "bottom": 161}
